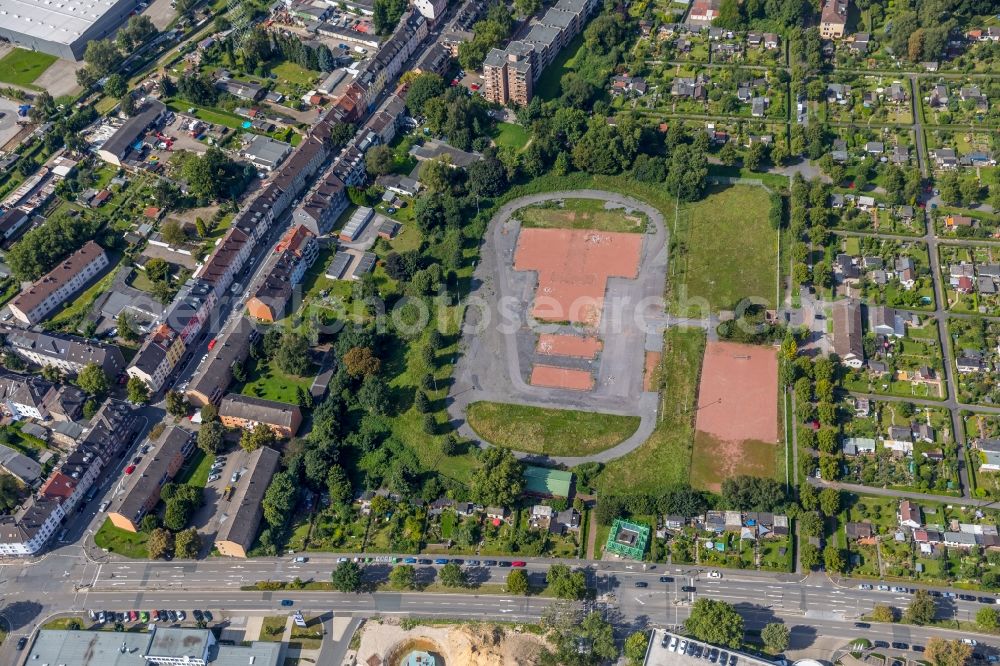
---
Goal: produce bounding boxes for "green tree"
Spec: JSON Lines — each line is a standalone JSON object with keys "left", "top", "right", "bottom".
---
{"left": 104, "top": 73, "right": 126, "bottom": 99}
{"left": 685, "top": 598, "right": 744, "bottom": 649}
{"left": 331, "top": 560, "right": 363, "bottom": 592}
{"left": 147, "top": 528, "right": 174, "bottom": 559}
{"left": 905, "top": 589, "right": 936, "bottom": 625}
{"left": 241, "top": 423, "right": 276, "bottom": 451}
{"left": 174, "top": 527, "right": 201, "bottom": 558}
{"left": 871, "top": 604, "right": 896, "bottom": 623}
{"left": 140, "top": 514, "right": 160, "bottom": 532}
{"left": 404, "top": 73, "right": 445, "bottom": 115}
{"left": 925, "top": 638, "right": 972, "bottom": 666}
{"left": 469, "top": 447, "right": 524, "bottom": 507}
{"left": 823, "top": 545, "right": 845, "bottom": 573}
{"left": 364, "top": 145, "right": 395, "bottom": 177}
{"left": 262, "top": 472, "right": 297, "bottom": 530}
{"left": 160, "top": 219, "right": 188, "bottom": 246}
{"left": 127, "top": 376, "right": 150, "bottom": 404}
{"left": 799, "top": 543, "right": 820, "bottom": 569}
{"left": 546, "top": 564, "right": 587, "bottom": 599}
{"left": 390, "top": 564, "right": 416, "bottom": 590}
{"left": 514, "top": 0, "right": 541, "bottom": 16}
{"left": 41, "top": 365, "right": 63, "bottom": 383}
{"left": 438, "top": 562, "right": 467, "bottom": 587}
{"left": 761, "top": 623, "right": 790, "bottom": 653}
{"left": 276, "top": 332, "right": 311, "bottom": 376}
{"left": 342, "top": 346, "right": 381, "bottom": 378}
{"left": 624, "top": 631, "right": 651, "bottom": 666}
{"left": 77, "top": 363, "right": 109, "bottom": 396}
{"left": 166, "top": 390, "right": 188, "bottom": 417}
{"left": 976, "top": 605, "right": 999, "bottom": 630}
{"left": 506, "top": 569, "right": 529, "bottom": 595}
{"left": 84, "top": 39, "right": 122, "bottom": 76}
{"left": 715, "top": 0, "right": 742, "bottom": 27}
{"left": 818, "top": 487, "right": 841, "bottom": 516}
{"left": 197, "top": 420, "right": 225, "bottom": 454}
{"left": 326, "top": 465, "right": 352, "bottom": 506}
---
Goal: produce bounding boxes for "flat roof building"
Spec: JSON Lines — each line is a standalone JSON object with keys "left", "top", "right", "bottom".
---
{"left": 214, "top": 446, "right": 281, "bottom": 558}
{"left": 96, "top": 98, "right": 167, "bottom": 166}
{"left": 239, "top": 133, "right": 292, "bottom": 172}
{"left": 0, "top": 0, "right": 144, "bottom": 60}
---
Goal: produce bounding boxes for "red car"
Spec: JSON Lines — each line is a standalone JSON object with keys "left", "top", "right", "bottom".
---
{"left": 470, "top": 83, "right": 480, "bottom": 91}
{"left": 125, "top": 465, "right": 136, "bottom": 475}
{"left": 207, "top": 338, "right": 217, "bottom": 350}
{"left": 129, "top": 610, "right": 138, "bottom": 622}
{"left": 511, "top": 561, "right": 526, "bottom": 567}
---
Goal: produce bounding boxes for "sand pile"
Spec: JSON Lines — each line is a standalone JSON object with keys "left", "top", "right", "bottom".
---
{"left": 357, "top": 619, "right": 550, "bottom": 666}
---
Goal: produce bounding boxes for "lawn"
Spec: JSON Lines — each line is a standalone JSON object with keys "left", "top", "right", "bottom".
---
{"left": 689, "top": 433, "right": 777, "bottom": 492}
{"left": 94, "top": 518, "right": 149, "bottom": 559}
{"left": 596, "top": 326, "right": 705, "bottom": 494}
{"left": 175, "top": 448, "right": 213, "bottom": 487}
{"left": 493, "top": 123, "right": 531, "bottom": 151}
{"left": 0, "top": 48, "right": 57, "bottom": 87}
{"left": 517, "top": 198, "right": 648, "bottom": 233}
{"left": 672, "top": 185, "right": 778, "bottom": 314}
{"left": 239, "top": 356, "right": 314, "bottom": 404}
{"left": 533, "top": 32, "right": 584, "bottom": 100}
{"left": 270, "top": 61, "right": 320, "bottom": 87}
{"left": 43, "top": 256, "right": 120, "bottom": 333}
{"left": 466, "top": 401, "right": 640, "bottom": 456}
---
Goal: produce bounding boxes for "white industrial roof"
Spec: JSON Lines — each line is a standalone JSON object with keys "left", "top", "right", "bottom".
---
{"left": 1, "top": 0, "right": 124, "bottom": 44}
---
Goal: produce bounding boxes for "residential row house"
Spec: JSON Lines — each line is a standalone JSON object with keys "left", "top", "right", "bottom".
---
{"left": 185, "top": 316, "right": 256, "bottom": 407}
{"left": 107, "top": 427, "right": 194, "bottom": 532}
{"left": 700, "top": 511, "right": 790, "bottom": 539}
{"left": 126, "top": 324, "right": 185, "bottom": 394}
{"left": 9, "top": 241, "right": 109, "bottom": 326}
{"left": 0, "top": 400, "right": 137, "bottom": 556}
{"left": 219, "top": 393, "right": 303, "bottom": 438}
{"left": 4, "top": 328, "right": 126, "bottom": 379}
{"left": 0, "top": 371, "right": 85, "bottom": 422}
{"left": 246, "top": 225, "right": 319, "bottom": 322}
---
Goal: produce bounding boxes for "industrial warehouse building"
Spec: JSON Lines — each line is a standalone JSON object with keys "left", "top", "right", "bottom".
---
{"left": 0, "top": 0, "right": 143, "bottom": 61}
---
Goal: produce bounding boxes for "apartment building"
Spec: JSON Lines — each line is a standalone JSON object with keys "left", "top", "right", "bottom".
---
{"left": 820, "top": 0, "right": 849, "bottom": 39}
{"left": 481, "top": 0, "right": 600, "bottom": 107}
{"left": 292, "top": 168, "right": 348, "bottom": 236}
{"left": 126, "top": 324, "right": 186, "bottom": 393}
{"left": 108, "top": 427, "right": 194, "bottom": 532}
{"left": 214, "top": 446, "right": 281, "bottom": 558}
{"left": 9, "top": 241, "right": 109, "bottom": 325}
{"left": 185, "top": 317, "right": 256, "bottom": 408}
{"left": 0, "top": 400, "right": 137, "bottom": 556}
{"left": 4, "top": 329, "right": 126, "bottom": 378}
{"left": 219, "top": 394, "right": 303, "bottom": 438}
{"left": 163, "top": 279, "right": 216, "bottom": 345}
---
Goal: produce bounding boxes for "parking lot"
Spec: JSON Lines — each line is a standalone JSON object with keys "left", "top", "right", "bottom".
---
{"left": 645, "top": 630, "right": 775, "bottom": 666}
{"left": 188, "top": 445, "right": 253, "bottom": 547}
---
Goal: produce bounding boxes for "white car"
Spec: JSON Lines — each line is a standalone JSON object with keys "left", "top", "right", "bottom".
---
{"left": 669, "top": 636, "right": 679, "bottom": 652}
{"left": 962, "top": 639, "right": 978, "bottom": 646}
{"left": 708, "top": 571, "right": 722, "bottom": 579}
{"left": 207, "top": 474, "right": 220, "bottom": 483}
{"left": 679, "top": 640, "right": 688, "bottom": 654}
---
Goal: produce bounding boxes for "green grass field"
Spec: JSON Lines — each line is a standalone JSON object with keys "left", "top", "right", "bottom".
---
{"left": 533, "top": 33, "right": 584, "bottom": 100}
{"left": 672, "top": 185, "right": 778, "bottom": 314}
{"left": 94, "top": 518, "right": 149, "bottom": 559}
{"left": 597, "top": 327, "right": 706, "bottom": 494}
{"left": 493, "top": 123, "right": 531, "bottom": 151}
{"left": 689, "top": 433, "right": 777, "bottom": 492}
{"left": 466, "top": 401, "right": 640, "bottom": 456}
{"left": 518, "top": 198, "right": 648, "bottom": 233}
{"left": 240, "top": 357, "right": 313, "bottom": 404}
{"left": 0, "top": 49, "right": 57, "bottom": 87}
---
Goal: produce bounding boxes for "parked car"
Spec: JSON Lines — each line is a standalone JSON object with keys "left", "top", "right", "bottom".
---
{"left": 483, "top": 560, "right": 498, "bottom": 566}
{"left": 16, "top": 637, "right": 27, "bottom": 650}
{"left": 177, "top": 611, "right": 186, "bottom": 621}
{"left": 193, "top": 610, "right": 204, "bottom": 622}
{"left": 207, "top": 474, "right": 220, "bottom": 483}
{"left": 403, "top": 557, "right": 417, "bottom": 564}
{"left": 511, "top": 561, "right": 526, "bottom": 567}
{"left": 891, "top": 642, "right": 908, "bottom": 650}
{"left": 434, "top": 558, "right": 449, "bottom": 565}
{"left": 858, "top": 584, "right": 873, "bottom": 590}
{"left": 497, "top": 561, "right": 512, "bottom": 567}
{"left": 912, "top": 646, "right": 924, "bottom": 653}
{"left": 467, "top": 560, "right": 480, "bottom": 566}
{"left": 418, "top": 559, "right": 432, "bottom": 565}
{"left": 203, "top": 610, "right": 213, "bottom": 622}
